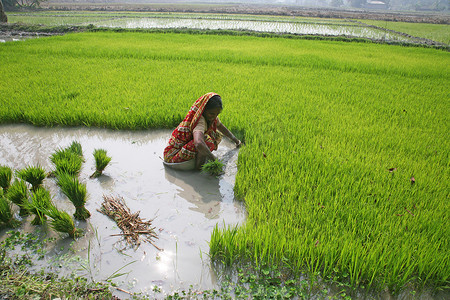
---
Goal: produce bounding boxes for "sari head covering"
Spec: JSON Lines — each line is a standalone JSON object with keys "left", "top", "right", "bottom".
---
{"left": 164, "top": 92, "right": 223, "bottom": 163}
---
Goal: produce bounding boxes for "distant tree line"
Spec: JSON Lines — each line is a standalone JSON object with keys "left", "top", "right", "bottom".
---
{"left": 332, "top": 0, "right": 447, "bottom": 10}
{"left": 3, "top": 0, "right": 46, "bottom": 10}
{"left": 2, "top": 0, "right": 447, "bottom": 12}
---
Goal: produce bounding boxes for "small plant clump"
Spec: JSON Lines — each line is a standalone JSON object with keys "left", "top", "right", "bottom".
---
{"left": 45, "top": 206, "right": 83, "bottom": 239}
{"left": 68, "top": 141, "right": 84, "bottom": 160}
{"left": 16, "top": 165, "right": 46, "bottom": 191}
{"left": 6, "top": 180, "right": 30, "bottom": 216}
{"left": 57, "top": 172, "right": 90, "bottom": 220}
{"left": 50, "top": 148, "right": 83, "bottom": 177}
{"left": 90, "top": 149, "right": 111, "bottom": 178}
{"left": 26, "top": 188, "right": 52, "bottom": 225}
{"left": 0, "top": 192, "right": 21, "bottom": 228}
{"left": 0, "top": 165, "right": 13, "bottom": 191}
{"left": 202, "top": 159, "right": 225, "bottom": 176}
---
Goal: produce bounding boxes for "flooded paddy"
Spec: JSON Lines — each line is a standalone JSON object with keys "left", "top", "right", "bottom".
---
{"left": 0, "top": 124, "right": 246, "bottom": 298}
{"left": 93, "top": 17, "right": 414, "bottom": 42}
{"left": 0, "top": 32, "right": 46, "bottom": 43}
{"left": 6, "top": 12, "right": 427, "bottom": 44}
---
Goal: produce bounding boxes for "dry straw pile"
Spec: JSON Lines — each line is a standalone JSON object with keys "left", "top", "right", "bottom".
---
{"left": 99, "top": 195, "right": 160, "bottom": 250}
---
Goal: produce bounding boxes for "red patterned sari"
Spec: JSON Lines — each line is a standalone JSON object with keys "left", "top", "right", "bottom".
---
{"left": 164, "top": 92, "right": 223, "bottom": 163}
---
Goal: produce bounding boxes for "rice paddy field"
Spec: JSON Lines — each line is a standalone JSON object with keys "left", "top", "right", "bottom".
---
{"left": 359, "top": 19, "right": 450, "bottom": 45}
{"left": 4, "top": 10, "right": 449, "bottom": 45}
{"left": 0, "top": 9, "right": 449, "bottom": 299}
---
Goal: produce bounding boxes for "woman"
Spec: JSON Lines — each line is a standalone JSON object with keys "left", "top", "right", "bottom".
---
{"left": 164, "top": 92, "right": 241, "bottom": 170}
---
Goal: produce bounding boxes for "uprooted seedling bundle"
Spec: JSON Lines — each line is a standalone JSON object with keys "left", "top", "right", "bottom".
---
{"left": 98, "top": 195, "right": 160, "bottom": 250}
{"left": 90, "top": 149, "right": 111, "bottom": 178}
{"left": 202, "top": 159, "right": 225, "bottom": 176}
{"left": 16, "top": 165, "right": 46, "bottom": 192}
{"left": 45, "top": 205, "right": 83, "bottom": 239}
{"left": 56, "top": 172, "right": 90, "bottom": 220}
{"left": 6, "top": 180, "right": 30, "bottom": 216}
{"left": 0, "top": 191, "right": 21, "bottom": 228}
{"left": 0, "top": 140, "right": 115, "bottom": 239}
{"left": 0, "top": 165, "right": 12, "bottom": 191}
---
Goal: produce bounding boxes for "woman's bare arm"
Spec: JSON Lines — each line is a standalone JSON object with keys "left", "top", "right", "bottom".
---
{"left": 217, "top": 123, "right": 242, "bottom": 148}
{"left": 193, "top": 131, "right": 216, "bottom": 161}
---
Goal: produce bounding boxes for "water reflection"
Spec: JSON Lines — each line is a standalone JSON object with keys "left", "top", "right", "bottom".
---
{"left": 0, "top": 34, "right": 43, "bottom": 43}
{"left": 164, "top": 167, "right": 222, "bottom": 219}
{"left": 93, "top": 17, "right": 415, "bottom": 42}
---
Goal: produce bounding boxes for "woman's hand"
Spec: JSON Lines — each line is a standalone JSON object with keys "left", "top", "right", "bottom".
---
{"left": 235, "top": 139, "right": 242, "bottom": 148}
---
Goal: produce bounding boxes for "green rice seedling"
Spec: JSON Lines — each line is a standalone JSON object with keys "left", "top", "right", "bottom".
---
{"left": 50, "top": 148, "right": 83, "bottom": 177}
{"left": 0, "top": 192, "right": 21, "bottom": 228}
{"left": 57, "top": 172, "right": 90, "bottom": 220}
{"left": 16, "top": 165, "right": 46, "bottom": 192}
{"left": 202, "top": 160, "right": 225, "bottom": 176}
{"left": 68, "top": 141, "right": 84, "bottom": 160}
{"left": 6, "top": 180, "right": 30, "bottom": 216}
{"left": 26, "top": 188, "right": 52, "bottom": 225}
{"left": 90, "top": 149, "right": 111, "bottom": 178}
{"left": 0, "top": 165, "right": 13, "bottom": 192}
{"left": 45, "top": 206, "right": 83, "bottom": 239}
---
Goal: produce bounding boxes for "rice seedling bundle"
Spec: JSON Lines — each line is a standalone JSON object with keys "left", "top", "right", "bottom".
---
{"left": 56, "top": 172, "right": 90, "bottom": 220}
{"left": 0, "top": 165, "right": 12, "bottom": 191}
{"left": 45, "top": 205, "right": 82, "bottom": 239}
{"left": 0, "top": 32, "right": 448, "bottom": 292}
{"left": 90, "top": 149, "right": 111, "bottom": 178}
{"left": 0, "top": 192, "right": 21, "bottom": 228}
{"left": 50, "top": 148, "right": 83, "bottom": 177}
{"left": 26, "top": 188, "right": 52, "bottom": 225}
{"left": 16, "top": 165, "right": 46, "bottom": 192}
{"left": 6, "top": 180, "right": 30, "bottom": 216}
{"left": 68, "top": 141, "right": 84, "bottom": 160}
{"left": 202, "top": 159, "right": 225, "bottom": 176}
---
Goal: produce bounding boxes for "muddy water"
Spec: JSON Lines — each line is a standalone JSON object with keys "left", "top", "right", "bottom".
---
{"left": 0, "top": 33, "right": 44, "bottom": 43}
{"left": 0, "top": 124, "right": 246, "bottom": 298}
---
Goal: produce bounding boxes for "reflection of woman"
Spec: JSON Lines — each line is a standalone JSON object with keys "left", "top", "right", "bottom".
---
{"left": 164, "top": 92, "right": 241, "bottom": 169}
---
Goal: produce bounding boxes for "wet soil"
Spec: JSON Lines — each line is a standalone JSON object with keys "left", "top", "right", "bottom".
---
{"left": 0, "top": 124, "right": 245, "bottom": 298}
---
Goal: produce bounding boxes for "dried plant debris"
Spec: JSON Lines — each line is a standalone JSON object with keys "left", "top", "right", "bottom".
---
{"left": 98, "top": 195, "right": 160, "bottom": 250}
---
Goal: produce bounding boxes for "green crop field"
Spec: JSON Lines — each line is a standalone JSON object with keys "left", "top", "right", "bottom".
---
{"left": 1, "top": 31, "right": 449, "bottom": 295}
{"left": 7, "top": 11, "right": 357, "bottom": 25}
{"left": 359, "top": 19, "right": 450, "bottom": 45}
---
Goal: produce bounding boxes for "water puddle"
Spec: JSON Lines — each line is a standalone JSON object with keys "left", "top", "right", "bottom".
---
{"left": 0, "top": 124, "right": 246, "bottom": 298}
{"left": 0, "top": 32, "right": 49, "bottom": 43}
